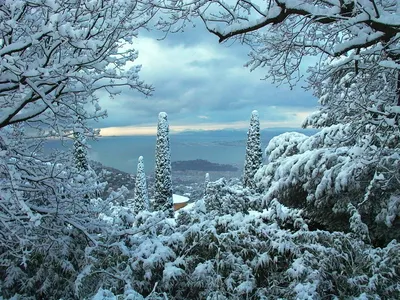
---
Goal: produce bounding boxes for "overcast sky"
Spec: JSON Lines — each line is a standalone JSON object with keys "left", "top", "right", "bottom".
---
{"left": 96, "top": 24, "right": 317, "bottom": 136}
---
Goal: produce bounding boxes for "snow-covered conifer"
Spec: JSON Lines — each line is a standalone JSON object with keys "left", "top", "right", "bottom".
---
{"left": 243, "top": 110, "right": 262, "bottom": 188}
{"left": 133, "top": 156, "right": 149, "bottom": 213}
{"left": 204, "top": 172, "right": 210, "bottom": 195}
{"left": 73, "top": 130, "right": 89, "bottom": 172}
{"left": 154, "top": 112, "right": 173, "bottom": 217}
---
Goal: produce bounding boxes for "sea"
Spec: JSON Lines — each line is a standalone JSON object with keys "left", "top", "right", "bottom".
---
{"left": 45, "top": 129, "right": 318, "bottom": 174}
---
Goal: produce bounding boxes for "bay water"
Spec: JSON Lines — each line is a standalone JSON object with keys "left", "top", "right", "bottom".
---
{"left": 46, "top": 129, "right": 317, "bottom": 174}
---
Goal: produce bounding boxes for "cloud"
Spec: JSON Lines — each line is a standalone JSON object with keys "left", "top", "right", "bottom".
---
{"left": 94, "top": 25, "right": 318, "bottom": 133}
{"left": 99, "top": 106, "right": 313, "bottom": 136}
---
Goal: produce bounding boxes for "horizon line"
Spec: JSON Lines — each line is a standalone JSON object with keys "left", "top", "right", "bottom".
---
{"left": 97, "top": 126, "right": 316, "bottom": 137}
{"left": 98, "top": 119, "right": 312, "bottom": 137}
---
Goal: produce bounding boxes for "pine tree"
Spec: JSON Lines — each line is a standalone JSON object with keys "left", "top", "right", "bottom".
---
{"left": 73, "top": 130, "right": 89, "bottom": 172}
{"left": 243, "top": 110, "right": 262, "bottom": 188}
{"left": 154, "top": 112, "right": 173, "bottom": 217}
{"left": 133, "top": 156, "right": 149, "bottom": 213}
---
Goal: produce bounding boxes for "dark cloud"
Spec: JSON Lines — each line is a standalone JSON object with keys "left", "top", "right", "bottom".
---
{"left": 95, "top": 25, "right": 318, "bottom": 132}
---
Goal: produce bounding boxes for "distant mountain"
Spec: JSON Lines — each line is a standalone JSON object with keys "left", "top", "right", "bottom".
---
{"left": 172, "top": 159, "right": 238, "bottom": 172}
{"left": 91, "top": 160, "right": 136, "bottom": 198}
{"left": 174, "top": 128, "right": 319, "bottom": 137}
{"left": 90, "top": 160, "right": 233, "bottom": 202}
{"left": 175, "top": 129, "right": 246, "bottom": 137}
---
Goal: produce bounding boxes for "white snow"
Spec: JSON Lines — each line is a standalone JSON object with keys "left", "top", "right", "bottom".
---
{"left": 92, "top": 288, "right": 116, "bottom": 300}
{"left": 181, "top": 202, "right": 195, "bottom": 211}
{"left": 173, "top": 194, "right": 189, "bottom": 204}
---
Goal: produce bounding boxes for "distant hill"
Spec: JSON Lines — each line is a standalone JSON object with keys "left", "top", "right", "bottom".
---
{"left": 90, "top": 160, "right": 239, "bottom": 201}
{"left": 172, "top": 159, "right": 238, "bottom": 172}
{"left": 91, "top": 160, "right": 137, "bottom": 199}
{"left": 175, "top": 128, "right": 319, "bottom": 137}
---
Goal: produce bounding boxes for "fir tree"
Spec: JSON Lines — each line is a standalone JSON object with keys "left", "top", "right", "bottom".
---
{"left": 243, "top": 110, "right": 262, "bottom": 188}
{"left": 154, "top": 112, "right": 173, "bottom": 217}
{"left": 133, "top": 156, "right": 149, "bottom": 213}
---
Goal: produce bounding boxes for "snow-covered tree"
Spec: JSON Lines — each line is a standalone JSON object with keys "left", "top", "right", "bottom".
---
{"left": 154, "top": 112, "right": 173, "bottom": 217}
{"left": 0, "top": 0, "right": 157, "bottom": 297}
{"left": 204, "top": 178, "right": 226, "bottom": 213}
{"left": 162, "top": 0, "right": 400, "bottom": 82}
{"left": 254, "top": 123, "right": 400, "bottom": 245}
{"left": 204, "top": 178, "right": 259, "bottom": 214}
{"left": 159, "top": 0, "right": 400, "bottom": 245}
{"left": 133, "top": 156, "right": 149, "bottom": 213}
{"left": 243, "top": 110, "right": 262, "bottom": 189}
{"left": 73, "top": 130, "right": 89, "bottom": 172}
{"left": 204, "top": 172, "right": 210, "bottom": 195}
{"left": 76, "top": 199, "right": 400, "bottom": 299}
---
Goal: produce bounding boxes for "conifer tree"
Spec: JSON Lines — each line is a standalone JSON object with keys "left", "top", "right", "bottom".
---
{"left": 133, "top": 156, "right": 149, "bottom": 213}
{"left": 204, "top": 173, "right": 210, "bottom": 195}
{"left": 73, "top": 129, "right": 89, "bottom": 172}
{"left": 243, "top": 110, "right": 263, "bottom": 188}
{"left": 154, "top": 112, "right": 173, "bottom": 217}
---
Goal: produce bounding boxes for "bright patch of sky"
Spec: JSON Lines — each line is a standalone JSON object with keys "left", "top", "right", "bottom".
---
{"left": 95, "top": 24, "right": 317, "bottom": 136}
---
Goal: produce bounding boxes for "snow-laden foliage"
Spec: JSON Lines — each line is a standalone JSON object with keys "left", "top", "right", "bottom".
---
{"left": 133, "top": 156, "right": 150, "bottom": 214}
{"left": 204, "top": 172, "right": 210, "bottom": 195}
{"left": 256, "top": 64, "right": 400, "bottom": 244}
{"left": 91, "top": 287, "right": 149, "bottom": 300}
{"left": 73, "top": 125, "right": 89, "bottom": 172}
{"left": 204, "top": 178, "right": 261, "bottom": 214}
{"left": 75, "top": 198, "right": 400, "bottom": 299}
{"left": 154, "top": 112, "right": 173, "bottom": 217}
{"left": 0, "top": 127, "right": 106, "bottom": 299}
{"left": 158, "top": 0, "right": 400, "bottom": 247}
{"left": 255, "top": 122, "right": 400, "bottom": 245}
{"left": 2, "top": 0, "right": 400, "bottom": 298}
{"left": 243, "top": 110, "right": 262, "bottom": 189}
{"left": 0, "top": 0, "right": 156, "bottom": 297}
{"left": 161, "top": 0, "right": 400, "bottom": 86}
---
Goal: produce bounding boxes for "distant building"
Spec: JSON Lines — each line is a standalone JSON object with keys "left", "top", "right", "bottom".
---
{"left": 173, "top": 194, "right": 189, "bottom": 211}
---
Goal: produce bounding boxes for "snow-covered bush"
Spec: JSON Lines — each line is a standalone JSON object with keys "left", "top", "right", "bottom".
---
{"left": 204, "top": 178, "right": 261, "bottom": 214}
{"left": 255, "top": 122, "right": 400, "bottom": 245}
{"left": 76, "top": 200, "right": 400, "bottom": 299}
